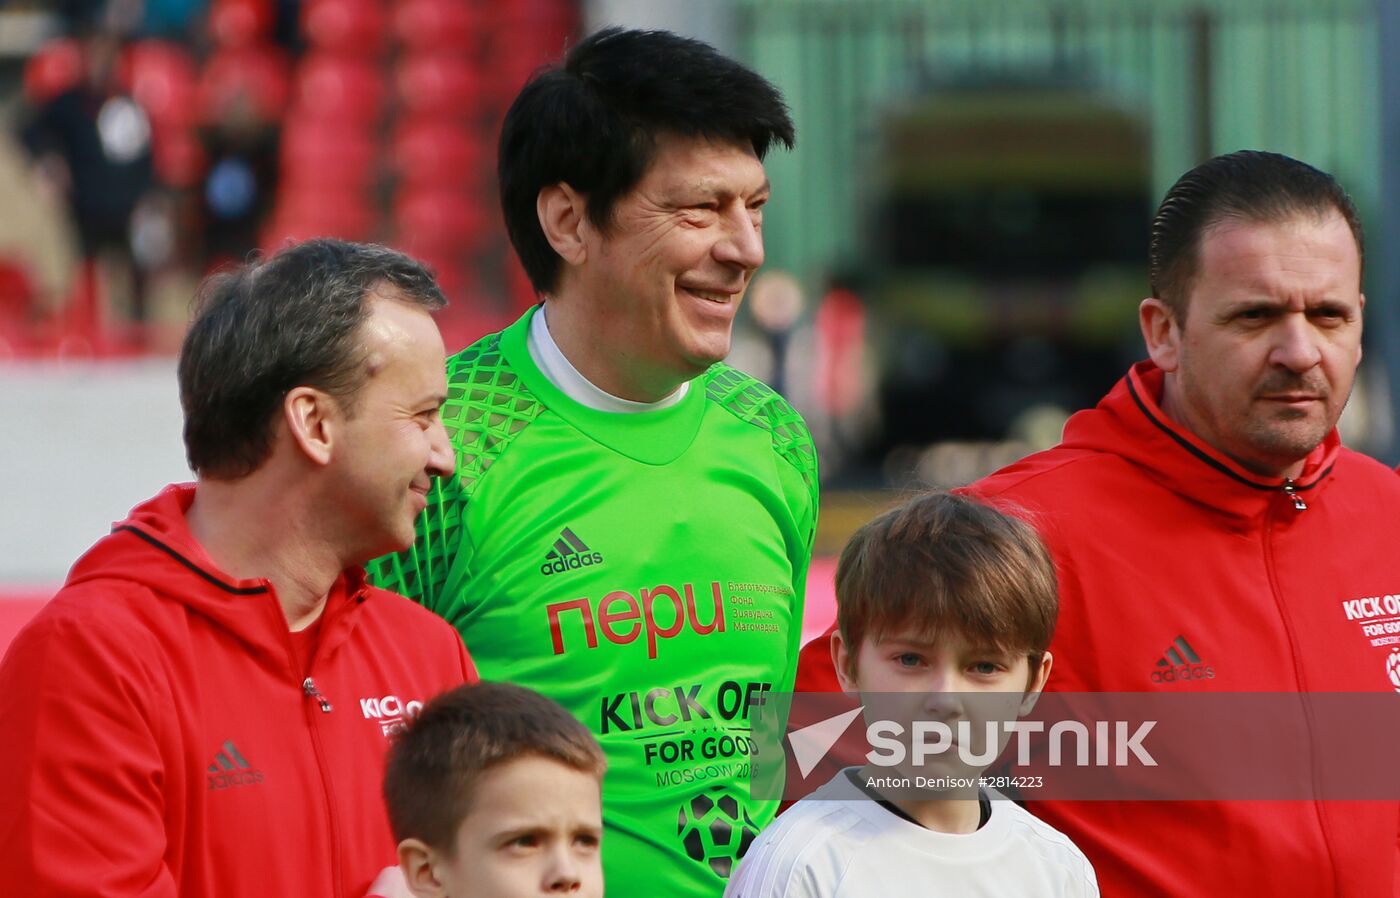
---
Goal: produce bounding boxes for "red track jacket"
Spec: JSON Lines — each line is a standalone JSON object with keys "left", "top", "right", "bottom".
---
{"left": 797, "top": 362, "right": 1400, "bottom": 897}
{"left": 0, "top": 484, "right": 478, "bottom": 898}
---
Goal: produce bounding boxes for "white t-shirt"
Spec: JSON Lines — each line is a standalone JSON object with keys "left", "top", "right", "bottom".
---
{"left": 527, "top": 303, "right": 689, "bottom": 412}
{"left": 725, "top": 769, "right": 1098, "bottom": 898}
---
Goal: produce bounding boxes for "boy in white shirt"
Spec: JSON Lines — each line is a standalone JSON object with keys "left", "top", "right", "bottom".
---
{"left": 727, "top": 492, "right": 1098, "bottom": 897}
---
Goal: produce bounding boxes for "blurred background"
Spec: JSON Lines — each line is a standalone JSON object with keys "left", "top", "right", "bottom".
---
{"left": 1, "top": 0, "right": 1397, "bottom": 650}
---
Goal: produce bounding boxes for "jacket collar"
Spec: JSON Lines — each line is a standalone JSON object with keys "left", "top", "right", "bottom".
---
{"left": 66, "top": 484, "right": 371, "bottom": 668}
{"left": 1059, "top": 361, "right": 1339, "bottom": 520}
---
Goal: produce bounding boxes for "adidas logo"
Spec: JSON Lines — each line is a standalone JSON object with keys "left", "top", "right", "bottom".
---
{"left": 206, "top": 739, "right": 265, "bottom": 790}
{"left": 1149, "top": 635, "right": 1215, "bottom": 684}
{"left": 539, "top": 527, "right": 604, "bottom": 576}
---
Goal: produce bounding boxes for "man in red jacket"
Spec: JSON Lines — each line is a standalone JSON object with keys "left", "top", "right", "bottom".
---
{"left": 0, "top": 239, "right": 477, "bottom": 898}
{"left": 798, "top": 151, "right": 1400, "bottom": 896}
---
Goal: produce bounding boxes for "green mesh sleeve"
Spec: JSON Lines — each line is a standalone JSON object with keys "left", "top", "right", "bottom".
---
{"left": 367, "top": 332, "right": 545, "bottom": 613}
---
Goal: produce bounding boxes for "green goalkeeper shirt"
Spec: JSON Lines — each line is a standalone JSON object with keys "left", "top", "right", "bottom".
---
{"left": 369, "top": 307, "right": 818, "bottom": 897}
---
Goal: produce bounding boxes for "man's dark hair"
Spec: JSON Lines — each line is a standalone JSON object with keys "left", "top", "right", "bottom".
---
{"left": 383, "top": 682, "right": 606, "bottom": 852}
{"left": 836, "top": 491, "right": 1057, "bottom": 685}
{"left": 498, "top": 27, "right": 795, "bottom": 295}
{"left": 1150, "top": 150, "right": 1364, "bottom": 318}
{"left": 179, "top": 238, "right": 446, "bottom": 480}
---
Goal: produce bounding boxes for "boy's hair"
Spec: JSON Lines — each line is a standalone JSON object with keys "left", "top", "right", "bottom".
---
{"left": 383, "top": 682, "right": 607, "bottom": 851}
{"left": 836, "top": 492, "right": 1057, "bottom": 680}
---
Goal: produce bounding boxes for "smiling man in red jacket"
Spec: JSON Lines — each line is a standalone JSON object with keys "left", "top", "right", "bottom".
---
{"left": 798, "top": 151, "right": 1400, "bottom": 896}
{"left": 0, "top": 239, "right": 477, "bottom": 898}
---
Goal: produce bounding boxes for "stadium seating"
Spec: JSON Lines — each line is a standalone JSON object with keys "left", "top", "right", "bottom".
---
{"left": 301, "top": 0, "right": 388, "bottom": 57}
{"left": 21, "top": 38, "right": 82, "bottom": 104}
{"left": 291, "top": 54, "right": 386, "bottom": 126}
{"left": 207, "top": 0, "right": 276, "bottom": 50}
{"left": 391, "top": 118, "right": 484, "bottom": 189}
{"left": 118, "top": 40, "right": 200, "bottom": 131}
{"left": 198, "top": 44, "right": 292, "bottom": 125}
{"left": 10, "top": 0, "right": 579, "bottom": 357}
{"left": 394, "top": 0, "right": 483, "bottom": 53}
{"left": 281, "top": 119, "right": 378, "bottom": 189}
{"left": 394, "top": 53, "right": 482, "bottom": 119}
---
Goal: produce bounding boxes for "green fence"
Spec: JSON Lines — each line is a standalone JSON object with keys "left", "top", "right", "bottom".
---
{"left": 734, "top": 0, "right": 1379, "bottom": 288}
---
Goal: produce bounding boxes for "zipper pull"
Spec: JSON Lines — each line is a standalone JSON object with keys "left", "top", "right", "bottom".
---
{"left": 302, "top": 677, "right": 333, "bottom": 713}
{"left": 1282, "top": 479, "right": 1307, "bottom": 511}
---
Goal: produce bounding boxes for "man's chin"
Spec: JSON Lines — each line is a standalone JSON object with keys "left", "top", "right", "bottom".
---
{"left": 1241, "top": 426, "right": 1332, "bottom": 472}
{"left": 365, "top": 523, "right": 418, "bottom": 562}
{"left": 677, "top": 352, "right": 727, "bottom": 380}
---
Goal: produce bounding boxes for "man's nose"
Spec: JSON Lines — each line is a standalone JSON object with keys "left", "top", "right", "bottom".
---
{"left": 714, "top": 208, "right": 765, "bottom": 272}
{"left": 1269, "top": 316, "right": 1324, "bottom": 373}
{"left": 427, "top": 419, "right": 456, "bottom": 479}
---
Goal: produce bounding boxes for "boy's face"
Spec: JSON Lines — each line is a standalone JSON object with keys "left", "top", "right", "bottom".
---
{"left": 833, "top": 625, "right": 1049, "bottom": 697}
{"left": 401, "top": 755, "right": 604, "bottom": 898}
{"left": 832, "top": 625, "right": 1051, "bottom": 780}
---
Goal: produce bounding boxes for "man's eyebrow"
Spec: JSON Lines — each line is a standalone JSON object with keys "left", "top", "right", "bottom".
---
{"left": 417, "top": 391, "right": 448, "bottom": 409}
{"left": 678, "top": 177, "right": 772, "bottom": 201}
{"left": 1218, "top": 297, "right": 1284, "bottom": 315}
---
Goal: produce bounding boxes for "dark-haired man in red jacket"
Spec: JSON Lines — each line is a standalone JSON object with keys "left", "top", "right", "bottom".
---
{"left": 799, "top": 151, "right": 1400, "bottom": 897}
{"left": 0, "top": 239, "right": 477, "bottom": 898}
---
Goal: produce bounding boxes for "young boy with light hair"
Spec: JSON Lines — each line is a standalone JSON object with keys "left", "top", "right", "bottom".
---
{"left": 382, "top": 682, "right": 608, "bottom": 898}
{"left": 726, "top": 492, "right": 1098, "bottom": 897}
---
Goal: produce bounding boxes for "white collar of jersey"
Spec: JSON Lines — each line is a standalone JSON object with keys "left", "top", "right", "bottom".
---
{"left": 527, "top": 304, "right": 690, "bottom": 413}
{"left": 817, "top": 767, "right": 1018, "bottom": 858}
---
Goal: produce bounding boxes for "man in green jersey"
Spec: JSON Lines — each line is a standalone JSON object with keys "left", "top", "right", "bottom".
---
{"left": 369, "top": 27, "right": 816, "bottom": 898}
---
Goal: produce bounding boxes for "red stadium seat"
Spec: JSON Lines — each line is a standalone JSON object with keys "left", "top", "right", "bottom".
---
{"left": 437, "top": 298, "right": 516, "bottom": 352}
{"left": 208, "top": 0, "right": 275, "bottom": 50}
{"left": 0, "top": 259, "right": 35, "bottom": 333}
{"left": 267, "top": 189, "right": 376, "bottom": 245}
{"left": 281, "top": 120, "right": 379, "bottom": 189}
{"left": 482, "top": 1, "right": 574, "bottom": 98}
{"left": 198, "top": 45, "right": 292, "bottom": 125}
{"left": 152, "top": 130, "right": 206, "bottom": 188}
{"left": 390, "top": 118, "right": 483, "bottom": 189}
{"left": 22, "top": 38, "right": 83, "bottom": 104}
{"left": 302, "top": 0, "right": 388, "bottom": 57}
{"left": 393, "top": 188, "right": 488, "bottom": 254}
{"left": 393, "top": 0, "right": 483, "bottom": 53}
{"left": 490, "top": 0, "right": 572, "bottom": 33}
{"left": 292, "top": 54, "right": 386, "bottom": 125}
{"left": 395, "top": 54, "right": 481, "bottom": 119}
{"left": 404, "top": 245, "right": 471, "bottom": 299}
{"left": 505, "top": 253, "right": 538, "bottom": 313}
{"left": 118, "top": 40, "right": 199, "bottom": 131}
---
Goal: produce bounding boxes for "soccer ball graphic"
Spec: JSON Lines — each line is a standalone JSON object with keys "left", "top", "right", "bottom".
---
{"left": 675, "top": 787, "right": 760, "bottom": 879}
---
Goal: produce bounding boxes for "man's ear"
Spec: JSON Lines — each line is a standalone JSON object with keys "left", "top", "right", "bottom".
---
{"left": 831, "top": 629, "right": 859, "bottom": 693}
{"left": 398, "top": 839, "right": 446, "bottom": 898}
{"left": 283, "top": 386, "right": 337, "bottom": 467}
{"left": 1358, "top": 293, "right": 1366, "bottom": 363}
{"left": 1018, "top": 650, "right": 1053, "bottom": 716}
{"left": 1139, "top": 297, "right": 1181, "bottom": 373}
{"left": 537, "top": 182, "right": 590, "bottom": 267}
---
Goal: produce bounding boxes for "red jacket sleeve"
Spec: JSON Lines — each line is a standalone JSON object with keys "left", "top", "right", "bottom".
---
{"left": 794, "top": 624, "right": 840, "bottom": 693}
{"left": 0, "top": 592, "right": 179, "bottom": 898}
{"left": 456, "top": 628, "right": 479, "bottom": 684}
